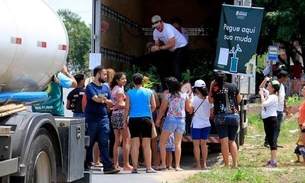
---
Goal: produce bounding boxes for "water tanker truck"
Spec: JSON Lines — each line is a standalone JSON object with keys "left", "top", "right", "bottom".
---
{"left": 0, "top": 0, "right": 88, "bottom": 182}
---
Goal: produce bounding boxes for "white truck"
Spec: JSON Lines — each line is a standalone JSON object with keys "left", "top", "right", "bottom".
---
{"left": 0, "top": 0, "right": 88, "bottom": 182}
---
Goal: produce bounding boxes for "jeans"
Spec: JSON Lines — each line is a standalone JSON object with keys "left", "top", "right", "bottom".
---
{"left": 214, "top": 113, "right": 240, "bottom": 140}
{"left": 73, "top": 113, "right": 85, "bottom": 118}
{"left": 163, "top": 116, "right": 186, "bottom": 134}
{"left": 264, "top": 111, "right": 283, "bottom": 145}
{"left": 85, "top": 117, "right": 113, "bottom": 169}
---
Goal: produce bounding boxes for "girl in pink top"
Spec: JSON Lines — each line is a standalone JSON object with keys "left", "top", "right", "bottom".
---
{"left": 110, "top": 72, "right": 133, "bottom": 171}
{"left": 155, "top": 77, "right": 192, "bottom": 171}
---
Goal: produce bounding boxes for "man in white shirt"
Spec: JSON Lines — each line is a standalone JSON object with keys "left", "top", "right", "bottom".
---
{"left": 264, "top": 70, "right": 288, "bottom": 148}
{"left": 150, "top": 15, "right": 188, "bottom": 82}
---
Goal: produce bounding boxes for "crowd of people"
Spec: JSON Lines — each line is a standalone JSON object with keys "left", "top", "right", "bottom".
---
{"left": 32, "top": 14, "right": 305, "bottom": 176}
{"left": 33, "top": 65, "right": 305, "bottom": 176}
{"left": 62, "top": 66, "right": 244, "bottom": 174}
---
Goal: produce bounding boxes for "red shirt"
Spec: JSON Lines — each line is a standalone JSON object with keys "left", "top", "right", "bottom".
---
{"left": 290, "top": 64, "right": 303, "bottom": 78}
{"left": 299, "top": 101, "right": 305, "bottom": 125}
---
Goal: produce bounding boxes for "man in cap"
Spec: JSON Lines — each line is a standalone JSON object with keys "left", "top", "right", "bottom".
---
{"left": 150, "top": 15, "right": 188, "bottom": 82}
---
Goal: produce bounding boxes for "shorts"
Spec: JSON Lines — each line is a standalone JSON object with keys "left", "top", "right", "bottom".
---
{"left": 128, "top": 117, "right": 152, "bottom": 138}
{"left": 214, "top": 113, "right": 240, "bottom": 140}
{"left": 162, "top": 116, "right": 185, "bottom": 134}
{"left": 111, "top": 112, "right": 124, "bottom": 130}
{"left": 294, "top": 145, "right": 305, "bottom": 157}
{"left": 191, "top": 126, "right": 211, "bottom": 140}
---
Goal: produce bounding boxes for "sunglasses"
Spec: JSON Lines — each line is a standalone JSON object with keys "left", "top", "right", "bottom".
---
{"left": 152, "top": 20, "right": 161, "bottom": 25}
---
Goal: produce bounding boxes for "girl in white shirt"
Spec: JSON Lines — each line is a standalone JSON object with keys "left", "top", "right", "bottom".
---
{"left": 259, "top": 79, "right": 280, "bottom": 167}
{"left": 191, "top": 80, "right": 213, "bottom": 169}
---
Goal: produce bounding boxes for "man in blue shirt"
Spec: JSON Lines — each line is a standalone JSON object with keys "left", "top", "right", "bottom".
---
{"left": 84, "top": 65, "right": 120, "bottom": 174}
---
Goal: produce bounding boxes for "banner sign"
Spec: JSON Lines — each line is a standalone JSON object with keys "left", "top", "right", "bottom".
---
{"left": 214, "top": 4, "right": 264, "bottom": 75}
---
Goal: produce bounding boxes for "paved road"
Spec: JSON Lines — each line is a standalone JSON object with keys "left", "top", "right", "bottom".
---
{"left": 87, "top": 152, "right": 222, "bottom": 183}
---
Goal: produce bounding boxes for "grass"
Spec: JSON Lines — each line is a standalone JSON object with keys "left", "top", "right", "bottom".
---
{"left": 182, "top": 110, "right": 305, "bottom": 183}
{"left": 287, "top": 94, "right": 303, "bottom": 106}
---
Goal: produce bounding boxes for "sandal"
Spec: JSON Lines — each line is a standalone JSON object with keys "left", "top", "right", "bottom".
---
{"left": 167, "top": 166, "right": 174, "bottom": 170}
{"left": 123, "top": 166, "right": 133, "bottom": 171}
{"left": 294, "top": 160, "right": 301, "bottom": 163}
{"left": 155, "top": 166, "right": 167, "bottom": 171}
{"left": 191, "top": 164, "right": 201, "bottom": 169}
{"left": 146, "top": 168, "right": 157, "bottom": 173}
{"left": 175, "top": 167, "right": 183, "bottom": 171}
{"left": 94, "top": 162, "right": 103, "bottom": 167}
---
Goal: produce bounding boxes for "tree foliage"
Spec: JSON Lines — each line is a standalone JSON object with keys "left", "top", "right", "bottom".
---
{"left": 253, "top": 0, "right": 305, "bottom": 71}
{"left": 254, "top": 0, "right": 305, "bottom": 42}
{"left": 57, "top": 9, "right": 91, "bottom": 74}
{"left": 253, "top": 1, "right": 304, "bottom": 46}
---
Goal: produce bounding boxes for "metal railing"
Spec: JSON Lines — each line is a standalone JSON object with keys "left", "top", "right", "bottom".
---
{"left": 101, "top": 5, "right": 210, "bottom": 37}
{"left": 101, "top": 47, "right": 134, "bottom": 63}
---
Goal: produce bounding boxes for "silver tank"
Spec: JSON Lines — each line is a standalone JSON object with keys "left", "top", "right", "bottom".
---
{"left": 0, "top": 0, "right": 69, "bottom": 92}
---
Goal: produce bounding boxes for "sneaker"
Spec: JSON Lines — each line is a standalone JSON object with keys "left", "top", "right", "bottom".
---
{"left": 131, "top": 169, "right": 138, "bottom": 174}
{"left": 263, "top": 161, "right": 277, "bottom": 167}
{"left": 277, "top": 144, "right": 284, "bottom": 148}
{"left": 146, "top": 168, "right": 157, "bottom": 173}
{"left": 103, "top": 167, "right": 120, "bottom": 174}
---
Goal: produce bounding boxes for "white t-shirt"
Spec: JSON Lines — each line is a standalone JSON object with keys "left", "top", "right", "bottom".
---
{"left": 278, "top": 83, "right": 285, "bottom": 111}
{"left": 260, "top": 87, "right": 269, "bottom": 98}
{"left": 261, "top": 94, "right": 278, "bottom": 119}
{"left": 153, "top": 23, "right": 188, "bottom": 52}
{"left": 181, "top": 27, "right": 189, "bottom": 41}
{"left": 191, "top": 96, "right": 213, "bottom": 129}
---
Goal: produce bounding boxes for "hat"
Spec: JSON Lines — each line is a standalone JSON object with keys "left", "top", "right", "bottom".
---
{"left": 151, "top": 15, "right": 162, "bottom": 28}
{"left": 271, "top": 80, "right": 280, "bottom": 92}
{"left": 271, "top": 80, "right": 280, "bottom": 86}
{"left": 193, "top": 80, "right": 206, "bottom": 88}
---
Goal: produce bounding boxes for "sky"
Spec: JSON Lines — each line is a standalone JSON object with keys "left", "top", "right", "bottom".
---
{"left": 43, "top": 0, "right": 92, "bottom": 25}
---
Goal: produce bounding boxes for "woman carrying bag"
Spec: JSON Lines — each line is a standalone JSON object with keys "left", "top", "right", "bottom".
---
{"left": 191, "top": 80, "right": 213, "bottom": 169}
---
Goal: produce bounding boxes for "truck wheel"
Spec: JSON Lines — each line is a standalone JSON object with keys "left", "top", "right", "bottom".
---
{"left": 25, "top": 128, "right": 56, "bottom": 183}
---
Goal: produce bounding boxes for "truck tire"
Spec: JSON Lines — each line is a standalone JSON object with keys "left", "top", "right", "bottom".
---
{"left": 24, "top": 128, "right": 56, "bottom": 183}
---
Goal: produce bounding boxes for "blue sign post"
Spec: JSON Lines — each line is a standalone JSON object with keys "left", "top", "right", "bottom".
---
{"left": 268, "top": 46, "right": 278, "bottom": 61}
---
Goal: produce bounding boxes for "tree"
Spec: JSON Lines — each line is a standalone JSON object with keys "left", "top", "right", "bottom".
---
{"left": 254, "top": 0, "right": 305, "bottom": 70}
{"left": 57, "top": 9, "right": 91, "bottom": 74}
